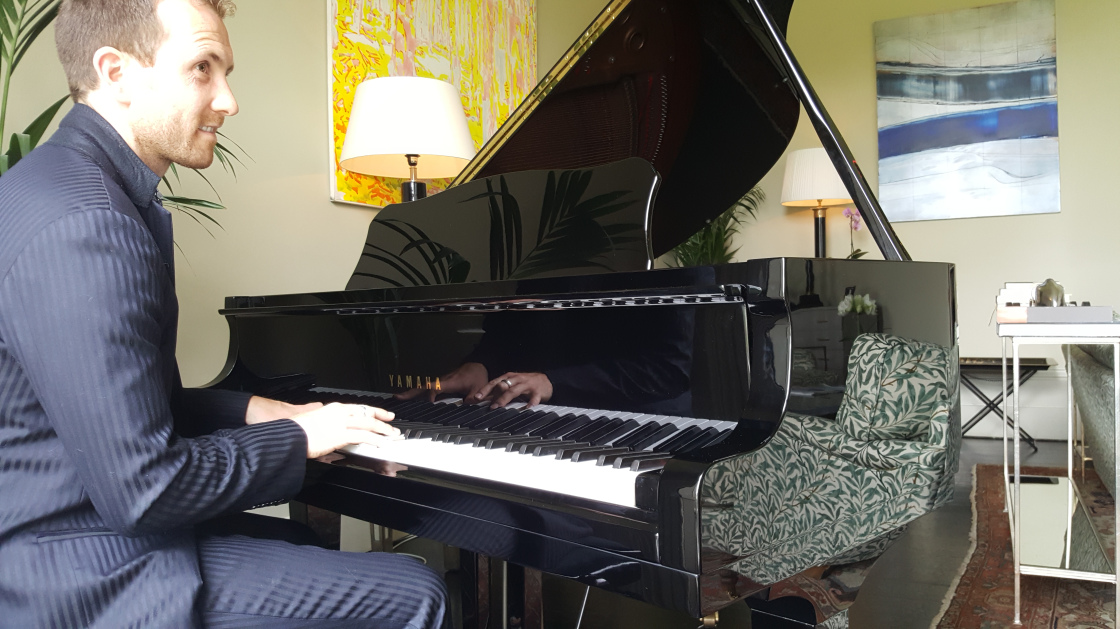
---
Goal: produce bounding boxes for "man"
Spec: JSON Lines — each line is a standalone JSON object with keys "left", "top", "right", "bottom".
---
{"left": 0, "top": 0, "right": 446, "bottom": 627}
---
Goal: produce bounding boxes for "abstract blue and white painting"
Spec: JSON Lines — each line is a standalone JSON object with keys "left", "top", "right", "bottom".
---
{"left": 874, "top": 0, "right": 1059, "bottom": 222}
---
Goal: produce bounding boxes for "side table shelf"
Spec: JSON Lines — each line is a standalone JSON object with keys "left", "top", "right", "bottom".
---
{"left": 997, "top": 322, "right": 1120, "bottom": 625}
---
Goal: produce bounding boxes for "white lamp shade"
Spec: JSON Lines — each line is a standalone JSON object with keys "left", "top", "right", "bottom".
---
{"left": 780, "top": 147, "right": 853, "bottom": 207}
{"left": 339, "top": 76, "right": 476, "bottom": 179}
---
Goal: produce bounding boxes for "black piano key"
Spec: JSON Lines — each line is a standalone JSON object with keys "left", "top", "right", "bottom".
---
{"left": 463, "top": 408, "right": 518, "bottom": 429}
{"left": 448, "top": 430, "right": 503, "bottom": 445}
{"left": 555, "top": 443, "right": 613, "bottom": 461}
{"left": 517, "top": 438, "right": 568, "bottom": 454}
{"left": 568, "top": 418, "right": 622, "bottom": 443}
{"left": 631, "top": 457, "right": 669, "bottom": 472}
{"left": 672, "top": 427, "right": 719, "bottom": 453}
{"left": 653, "top": 425, "right": 702, "bottom": 453}
{"left": 632, "top": 424, "right": 681, "bottom": 450}
{"left": 469, "top": 433, "right": 527, "bottom": 448}
{"left": 610, "top": 452, "right": 670, "bottom": 468}
{"left": 610, "top": 422, "right": 662, "bottom": 449}
{"left": 443, "top": 405, "right": 492, "bottom": 426}
{"left": 692, "top": 427, "right": 732, "bottom": 450}
{"left": 592, "top": 420, "right": 641, "bottom": 446}
{"left": 532, "top": 441, "right": 591, "bottom": 457}
{"left": 436, "top": 429, "right": 495, "bottom": 443}
{"left": 481, "top": 435, "right": 540, "bottom": 450}
{"left": 530, "top": 415, "right": 587, "bottom": 438}
{"left": 508, "top": 412, "right": 558, "bottom": 435}
{"left": 492, "top": 410, "right": 546, "bottom": 433}
{"left": 572, "top": 447, "right": 631, "bottom": 463}
{"left": 407, "top": 403, "right": 458, "bottom": 422}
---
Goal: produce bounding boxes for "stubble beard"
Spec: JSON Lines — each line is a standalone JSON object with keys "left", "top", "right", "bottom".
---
{"left": 137, "top": 114, "right": 217, "bottom": 171}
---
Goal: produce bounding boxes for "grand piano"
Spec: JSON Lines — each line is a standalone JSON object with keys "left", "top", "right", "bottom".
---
{"left": 209, "top": 0, "right": 959, "bottom": 626}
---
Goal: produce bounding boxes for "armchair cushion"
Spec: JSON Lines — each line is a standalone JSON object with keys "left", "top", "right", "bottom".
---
{"left": 837, "top": 333, "right": 954, "bottom": 442}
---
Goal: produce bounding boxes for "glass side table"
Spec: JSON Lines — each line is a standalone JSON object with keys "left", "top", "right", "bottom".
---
{"left": 997, "top": 322, "right": 1120, "bottom": 625}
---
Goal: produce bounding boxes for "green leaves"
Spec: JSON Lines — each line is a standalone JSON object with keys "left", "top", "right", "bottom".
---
{"left": 669, "top": 186, "right": 766, "bottom": 267}
{"left": 356, "top": 218, "right": 471, "bottom": 287}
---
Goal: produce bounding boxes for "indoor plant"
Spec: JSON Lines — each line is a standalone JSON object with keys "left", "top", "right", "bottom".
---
{"left": 668, "top": 187, "right": 765, "bottom": 267}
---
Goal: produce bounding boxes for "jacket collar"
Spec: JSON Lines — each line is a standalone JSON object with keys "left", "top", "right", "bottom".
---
{"left": 48, "top": 103, "right": 161, "bottom": 210}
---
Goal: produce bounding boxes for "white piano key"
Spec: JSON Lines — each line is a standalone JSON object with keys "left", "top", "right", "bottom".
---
{"left": 341, "top": 437, "right": 644, "bottom": 508}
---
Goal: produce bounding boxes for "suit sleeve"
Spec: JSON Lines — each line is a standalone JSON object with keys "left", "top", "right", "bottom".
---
{"left": 172, "top": 380, "right": 254, "bottom": 437}
{"left": 0, "top": 210, "right": 307, "bottom": 535}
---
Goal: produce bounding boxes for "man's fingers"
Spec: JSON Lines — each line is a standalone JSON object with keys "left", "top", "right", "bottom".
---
{"left": 527, "top": 392, "right": 542, "bottom": 408}
{"left": 348, "top": 430, "right": 399, "bottom": 448}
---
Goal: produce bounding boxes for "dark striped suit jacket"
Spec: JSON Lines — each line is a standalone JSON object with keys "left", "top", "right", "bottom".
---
{"left": 0, "top": 104, "right": 308, "bottom": 627}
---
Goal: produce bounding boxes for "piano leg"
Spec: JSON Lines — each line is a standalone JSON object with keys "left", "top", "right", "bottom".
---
{"left": 523, "top": 567, "right": 543, "bottom": 629}
{"left": 456, "top": 552, "right": 542, "bottom": 629}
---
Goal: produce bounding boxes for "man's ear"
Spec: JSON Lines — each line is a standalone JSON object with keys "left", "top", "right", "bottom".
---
{"left": 90, "top": 46, "right": 133, "bottom": 105}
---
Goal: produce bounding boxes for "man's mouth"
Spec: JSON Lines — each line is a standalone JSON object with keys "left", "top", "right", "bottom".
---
{"left": 199, "top": 126, "right": 219, "bottom": 133}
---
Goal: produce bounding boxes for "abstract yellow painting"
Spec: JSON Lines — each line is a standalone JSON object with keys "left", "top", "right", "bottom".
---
{"left": 329, "top": 0, "right": 537, "bottom": 207}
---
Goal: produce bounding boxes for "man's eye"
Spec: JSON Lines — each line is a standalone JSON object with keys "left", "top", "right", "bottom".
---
{"left": 196, "top": 62, "right": 209, "bottom": 73}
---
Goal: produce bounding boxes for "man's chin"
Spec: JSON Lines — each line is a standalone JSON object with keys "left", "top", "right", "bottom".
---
{"left": 174, "top": 155, "right": 216, "bottom": 170}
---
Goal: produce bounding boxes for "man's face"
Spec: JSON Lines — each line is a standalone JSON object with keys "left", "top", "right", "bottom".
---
{"left": 127, "top": 0, "right": 238, "bottom": 175}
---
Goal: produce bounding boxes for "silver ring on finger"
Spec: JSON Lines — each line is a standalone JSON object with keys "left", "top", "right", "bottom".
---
{"left": 502, "top": 378, "right": 513, "bottom": 389}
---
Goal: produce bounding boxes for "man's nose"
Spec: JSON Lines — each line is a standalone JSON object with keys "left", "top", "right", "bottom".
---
{"left": 214, "top": 78, "right": 238, "bottom": 117}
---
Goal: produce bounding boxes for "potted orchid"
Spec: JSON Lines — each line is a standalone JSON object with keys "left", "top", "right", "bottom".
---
{"left": 843, "top": 207, "right": 868, "bottom": 260}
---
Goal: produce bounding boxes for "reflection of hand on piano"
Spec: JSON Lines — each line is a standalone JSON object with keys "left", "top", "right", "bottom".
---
{"left": 395, "top": 361, "right": 490, "bottom": 403}
{"left": 292, "top": 402, "right": 403, "bottom": 459}
{"left": 245, "top": 395, "right": 324, "bottom": 425}
{"left": 475, "top": 372, "right": 553, "bottom": 409}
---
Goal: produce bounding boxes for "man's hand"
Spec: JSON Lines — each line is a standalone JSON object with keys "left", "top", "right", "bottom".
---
{"left": 475, "top": 372, "right": 553, "bottom": 409}
{"left": 245, "top": 395, "right": 323, "bottom": 425}
{"left": 395, "top": 362, "right": 489, "bottom": 403}
{"left": 291, "top": 403, "right": 402, "bottom": 459}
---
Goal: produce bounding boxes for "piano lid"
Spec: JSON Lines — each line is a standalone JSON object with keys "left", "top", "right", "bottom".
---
{"left": 450, "top": 0, "right": 908, "bottom": 261}
{"left": 452, "top": 0, "right": 798, "bottom": 258}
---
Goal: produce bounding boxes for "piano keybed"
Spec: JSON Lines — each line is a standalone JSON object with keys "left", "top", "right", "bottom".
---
{"left": 306, "top": 387, "right": 735, "bottom": 508}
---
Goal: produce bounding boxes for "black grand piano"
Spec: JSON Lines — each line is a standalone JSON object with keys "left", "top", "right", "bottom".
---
{"left": 209, "top": 0, "right": 959, "bottom": 626}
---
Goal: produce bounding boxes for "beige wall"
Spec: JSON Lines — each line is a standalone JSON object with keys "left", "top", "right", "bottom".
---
{"left": 8, "top": 0, "right": 1117, "bottom": 385}
{"left": 740, "top": 0, "right": 1120, "bottom": 361}
{"left": 537, "top": 0, "right": 604, "bottom": 80}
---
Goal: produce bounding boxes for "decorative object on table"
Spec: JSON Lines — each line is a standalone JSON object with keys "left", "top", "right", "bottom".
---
{"left": 842, "top": 207, "right": 867, "bottom": 259}
{"left": 1033, "top": 278, "right": 1064, "bottom": 307}
{"left": 328, "top": 0, "right": 535, "bottom": 208}
{"left": 781, "top": 148, "right": 853, "bottom": 258}
{"left": 995, "top": 281, "right": 1114, "bottom": 323}
{"left": 668, "top": 187, "right": 765, "bottom": 266}
{"left": 339, "top": 77, "right": 476, "bottom": 203}
{"left": 931, "top": 464, "right": 1115, "bottom": 629}
{"left": 874, "top": 0, "right": 1060, "bottom": 222}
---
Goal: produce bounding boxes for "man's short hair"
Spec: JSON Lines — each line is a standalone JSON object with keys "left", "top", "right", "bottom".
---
{"left": 55, "top": 0, "right": 236, "bottom": 102}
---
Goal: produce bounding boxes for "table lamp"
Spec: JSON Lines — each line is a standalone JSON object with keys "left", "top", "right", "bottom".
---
{"left": 780, "top": 147, "right": 853, "bottom": 258}
{"left": 339, "top": 76, "right": 476, "bottom": 202}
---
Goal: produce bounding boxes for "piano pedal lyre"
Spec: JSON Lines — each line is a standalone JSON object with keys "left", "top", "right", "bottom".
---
{"left": 697, "top": 611, "right": 719, "bottom": 628}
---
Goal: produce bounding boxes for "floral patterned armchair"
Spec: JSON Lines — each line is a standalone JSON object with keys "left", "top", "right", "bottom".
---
{"left": 701, "top": 333, "right": 960, "bottom": 627}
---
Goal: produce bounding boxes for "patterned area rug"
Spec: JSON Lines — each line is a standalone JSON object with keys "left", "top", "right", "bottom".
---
{"left": 932, "top": 464, "right": 1116, "bottom": 628}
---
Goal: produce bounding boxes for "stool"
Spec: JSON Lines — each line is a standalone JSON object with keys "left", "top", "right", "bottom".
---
{"left": 959, "top": 357, "right": 1052, "bottom": 452}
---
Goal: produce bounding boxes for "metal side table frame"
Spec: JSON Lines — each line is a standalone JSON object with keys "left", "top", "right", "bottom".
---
{"left": 998, "top": 322, "right": 1120, "bottom": 626}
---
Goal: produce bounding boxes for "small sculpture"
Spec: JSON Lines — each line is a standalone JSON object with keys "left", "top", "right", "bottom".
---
{"left": 1033, "top": 278, "right": 1064, "bottom": 307}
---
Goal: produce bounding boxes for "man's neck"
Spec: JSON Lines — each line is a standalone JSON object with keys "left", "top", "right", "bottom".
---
{"left": 79, "top": 92, "right": 169, "bottom": 177}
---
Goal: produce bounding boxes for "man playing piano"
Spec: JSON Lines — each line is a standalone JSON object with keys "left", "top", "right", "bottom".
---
{"left": 0, "top": 0, "right": 445, "bottom": 627}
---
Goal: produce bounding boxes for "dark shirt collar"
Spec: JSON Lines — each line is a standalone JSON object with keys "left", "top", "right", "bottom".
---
{"left": 48, "top": 103, "right": 161, "bottom": 210}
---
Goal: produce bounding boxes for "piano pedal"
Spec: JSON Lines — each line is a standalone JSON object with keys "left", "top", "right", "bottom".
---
{"left": 697, "top": 611, "right": 719, "bottom": 628}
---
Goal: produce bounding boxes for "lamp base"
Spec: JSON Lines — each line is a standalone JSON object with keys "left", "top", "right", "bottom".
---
{"left": 402, "top": 180, "right": 427, "bottom": 202}
{"left": 813, "top": 206, "right": 826, "bottom": 258}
